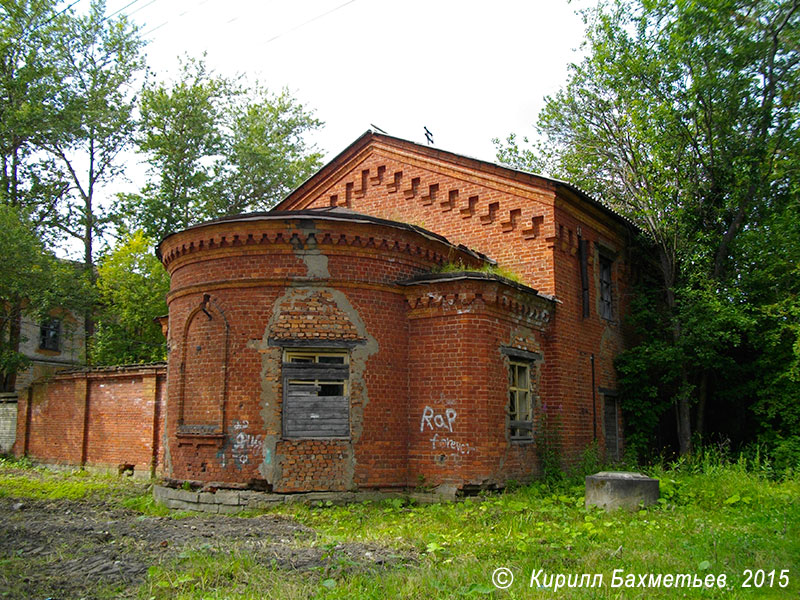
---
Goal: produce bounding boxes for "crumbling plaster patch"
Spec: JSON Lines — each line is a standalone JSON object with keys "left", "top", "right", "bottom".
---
{"left": 250, "top": 224, "right": 378, "bottom": 490}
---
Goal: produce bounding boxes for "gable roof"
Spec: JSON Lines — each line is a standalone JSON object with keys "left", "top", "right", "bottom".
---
{"left": 275, "top": 130, "right": 638, "bottom": 231}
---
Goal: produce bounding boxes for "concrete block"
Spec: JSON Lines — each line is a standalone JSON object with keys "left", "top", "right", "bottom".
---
{"left": 169, "top": 488, "right": 199, "bottom": 503}
{"left": 153, "top": 485, "right": 169, "bottom": 502}
{"left": 217, "top": 503, "right": 244, "bottom": 514}
{"left": 165, "top": 499, "right": 202, "bottom": 512}
{"left": 585, "top": 471, "right": 659, "bottom": 511}
{"left": 246, "top": 494, "right": 286, "bottom": 508}
{"left": 214, "top": 490, "right": 242, "bottom": 506}
{"left": 434, "top": 484, "right": 458, "bottom": 501}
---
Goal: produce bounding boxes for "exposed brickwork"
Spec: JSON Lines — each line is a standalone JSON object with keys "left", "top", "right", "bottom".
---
{"left": 276, "top": 440, "right": 350, "bottom": 492}
{"left": 13, "top": 365, "right": 166, "bottom": 475}
{"left": 270, "top": 290, "right": 361, "bottom": 341}
{"left": 179, "top": 299, "right": 227, "bottom": 432}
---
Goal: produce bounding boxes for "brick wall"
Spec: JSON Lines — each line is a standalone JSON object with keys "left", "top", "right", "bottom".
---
{"left": 405, "top": 277, "right": 552, "bottom": 487}
{"left": 13, "top": 365, "right": 166, "bottom": 475}
{"left": 281, "top": 143, "right": 558, "bottom": 296}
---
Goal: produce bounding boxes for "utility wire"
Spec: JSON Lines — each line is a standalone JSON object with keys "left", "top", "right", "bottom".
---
{"left": 106, "top": 0, "right": 147, "bottom": 21}
{"left": 141, "top": 0, "right": 210, "bottom": 37}
{"left": 264, "top": 0, "right": 356, "bottom": 45}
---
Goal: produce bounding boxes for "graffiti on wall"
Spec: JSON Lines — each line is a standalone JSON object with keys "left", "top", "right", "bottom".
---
{"left": 218, "top": 420, "right": 264, "bottom": 469}
{"left": 420, "top": 406, "right": 457, "bottom": 432}
{"left": 420, "top": 405, "right": 475, "bottom": 456}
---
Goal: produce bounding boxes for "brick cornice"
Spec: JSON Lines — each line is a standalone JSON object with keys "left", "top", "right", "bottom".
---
{"left": 161, "top": 222, "right": 484, "bottom": 273}
{"left": 402, "top": 277, "right": 554, "bottom": 329}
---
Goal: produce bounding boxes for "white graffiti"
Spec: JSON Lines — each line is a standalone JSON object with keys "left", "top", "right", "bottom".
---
{"left": 429, "top": 433, "right": 474, "bottom": 456}
{"left": 420, "top": 406, "right": 457, "bottom": 432}
{"left": 420, "top": 406, "right": 474, "bottom": 456}
{"left": 219, "top": 419, "right": 263, "bottom": 468}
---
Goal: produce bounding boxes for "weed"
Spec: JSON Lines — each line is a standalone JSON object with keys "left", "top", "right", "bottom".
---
{"left": 433, "top": 260, "right": 524, "bottom": 283}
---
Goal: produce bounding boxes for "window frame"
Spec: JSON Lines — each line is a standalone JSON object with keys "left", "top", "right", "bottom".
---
{"left": 598, "top": 254, "right": 614, "bottom": 321}
{"left": 282, "top": 349, "right": 350, "bottom": 440}
{"left": 501, "top": 347, "right": 540, "bottom": 443}
{"left": 508, "top": 360, "right": 534, "bottom": 441}
{"left": 39, "top": 318, "right": 61, "bottom": 352}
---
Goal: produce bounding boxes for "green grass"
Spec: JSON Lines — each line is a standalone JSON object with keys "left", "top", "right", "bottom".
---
{"left": 0, "top": 455, "right": 150, "bottom": 502}
{"left": 434, "top": 260, "right": 524, "bottom": 284}
{"left": 1, "top": 454, "right": 798, "bottom": 598}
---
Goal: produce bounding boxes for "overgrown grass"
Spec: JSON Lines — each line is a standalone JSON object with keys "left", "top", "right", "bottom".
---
{"left": 434, "top": 260, "right": 524, "bottom": 284}
{"left": 1, "top": 454, "right": 798, "bottom": 598}
{"left": 0, "top": 455, "right": 150, "bottom": 502}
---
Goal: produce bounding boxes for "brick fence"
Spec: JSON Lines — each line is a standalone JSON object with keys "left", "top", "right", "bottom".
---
{"left": 13, "top": 364, "right": 166, "bottom": 477}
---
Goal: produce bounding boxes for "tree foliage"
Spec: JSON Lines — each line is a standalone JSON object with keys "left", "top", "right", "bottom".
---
{"left": 496, "top": 0, "right": 800, "bottom": 456}
{"left": 0, "top": 0, "right": 70, "bottom": 230}
{"left": 42, "top": 0, "right": 145, "bottom": 276}
{"left": 2, "top": 0, "right": 146, "bottom": 366}
{"left": 119, "top": 58, "right": 323, "bottom": 241}
{"left": 0, "top": 205, "right": 88, "bottom": 390}
{"left": 91, "top": 231, "right": 169, "bottom": 365}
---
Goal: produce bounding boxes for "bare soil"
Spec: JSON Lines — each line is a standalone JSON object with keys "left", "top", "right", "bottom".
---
{"left": 0, "top": 496, "right": 414, "bottom": 599}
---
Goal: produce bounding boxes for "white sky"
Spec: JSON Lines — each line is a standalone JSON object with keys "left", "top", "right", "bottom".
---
{"left": 59, "top": 0, "right": 590, "bottom": 257}
{"left": 114, "top": 0, "right": 588, "bottom": 163}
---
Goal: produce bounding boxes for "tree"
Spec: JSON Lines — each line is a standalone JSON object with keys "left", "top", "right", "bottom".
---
{"left": 0, "top": 204, "right": 86, "bottom": 391}
{"left": 0, "top": 0, "right": 70, "bottom": 231}
{"left": 496, "top": 0, "right": 800, "bottom": 455}
{"left": 91, "top": 230, "right": 169, "bottom": 365}
{"left": 120, "top": 58, "right": 323, "bottom": 241}
{"left": 38, "top": 0, "right": 145, "bottom": 347}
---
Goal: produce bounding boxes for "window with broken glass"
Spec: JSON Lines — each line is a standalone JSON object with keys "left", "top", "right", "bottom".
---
{"left": 508, "top": 361, "right": 533, "bottom": 440}
{"left": 39, "top": 318, "right": 61, "bottom": 352}
{"left": 282, "top": 350, "right": 349, "bottom": 438}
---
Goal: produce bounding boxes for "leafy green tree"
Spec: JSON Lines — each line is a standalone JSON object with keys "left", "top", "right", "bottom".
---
{"left": 496, "top": 0, "right": 800, "bottom": 455}
{"left": 0, "top": 0, "right": 70, "bottom": 231}
{"left": 36, "top": 0, "right": 145, "bottom": 350}
{"left": 91, "top": 231, "right": 169, "bottom": 365}
{"left": 43, "top": 0, "right": 145, "bottom": 270}
{"left": 0, "top": 204, "right": 87, "bottom": 390}
{"left": 120, "top": 58, "right": 323, "bottom": 241}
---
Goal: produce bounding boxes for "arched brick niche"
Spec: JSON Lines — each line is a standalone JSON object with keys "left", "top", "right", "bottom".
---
{"left": 177, "top": 294, "right": 229, "bottom": 436}
{"left": 158, "top": 209, "right": 554, "bottom": 492}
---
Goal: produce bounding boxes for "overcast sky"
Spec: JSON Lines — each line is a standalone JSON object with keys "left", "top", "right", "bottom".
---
{"left": 108, "top": 0, "right": 588, "bottom": 162}
{"left": 59, "top": 1, "right": 590, "bottom": 257}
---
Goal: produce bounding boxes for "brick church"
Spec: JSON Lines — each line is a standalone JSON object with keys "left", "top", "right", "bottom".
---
{"left": 16, "top": 131, "right": 636, "bottom": 495}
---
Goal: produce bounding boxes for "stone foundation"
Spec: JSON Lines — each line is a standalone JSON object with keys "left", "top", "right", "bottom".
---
{"left": 153, "top": 484, "right": 460, "bottom": 513}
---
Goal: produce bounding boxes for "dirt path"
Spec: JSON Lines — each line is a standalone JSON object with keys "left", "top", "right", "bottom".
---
{"left": 0, "top": 496, "right": 413, "bottom": 599}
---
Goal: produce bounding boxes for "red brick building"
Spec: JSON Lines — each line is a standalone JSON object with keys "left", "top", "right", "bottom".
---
{"left": 156, "top": 131, "right": 636, "bottom": 493}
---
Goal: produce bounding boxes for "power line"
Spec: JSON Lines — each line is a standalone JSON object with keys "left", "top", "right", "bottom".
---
{"left": 138, "top": 0, "right": 357, "bottom": 47}
{"left": 141, "top": 0, "right": 210, "bottom": 37}
{"left": 15, "top": 0, "right": 83, "bottom": 39}
{"left": 106, "top": 0, "right": 147, "bottom": 21}
{"left": 264, "top": 0, "right": 356, "bottom": 45}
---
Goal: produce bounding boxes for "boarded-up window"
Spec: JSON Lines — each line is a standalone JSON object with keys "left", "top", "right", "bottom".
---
{"left": 282, "top": 350, "right": 349, "bottom": 438}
